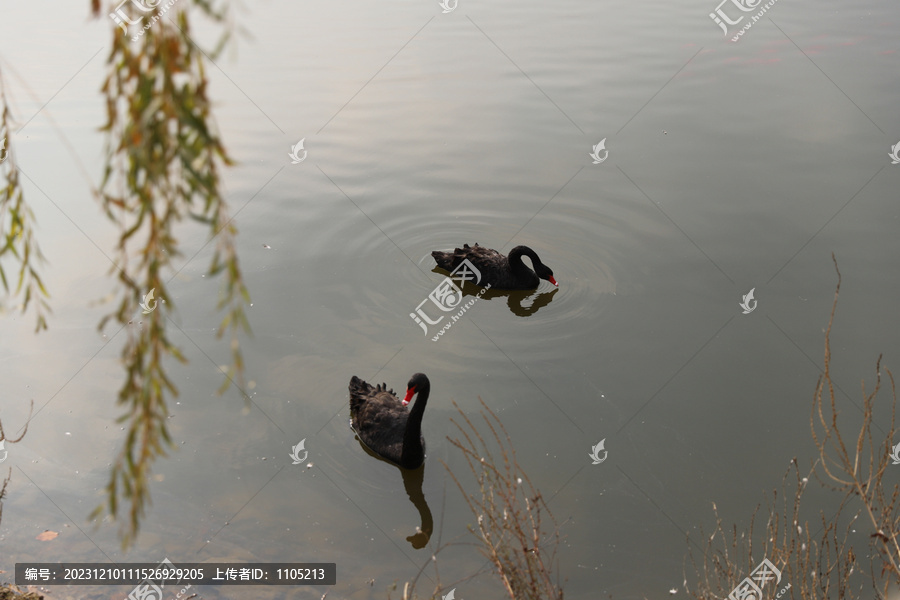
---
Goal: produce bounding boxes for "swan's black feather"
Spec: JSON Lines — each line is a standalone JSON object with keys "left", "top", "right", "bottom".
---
{"left": 431, "top": 243, "right": 556, "bottom": 290}
{"left": 349, "top": 373, "right": 429, "bottom": 469}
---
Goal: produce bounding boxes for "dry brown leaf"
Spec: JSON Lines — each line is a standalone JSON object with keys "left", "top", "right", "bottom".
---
{"left": 35, "top": 530, "right": 58, "bottom": 541}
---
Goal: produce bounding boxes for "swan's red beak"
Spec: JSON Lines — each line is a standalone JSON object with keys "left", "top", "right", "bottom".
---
{"left": 549, "top": 276, "right": 558, "bottom": 286}
{"left": 403, "top": 386, "right": 416, "bottom": 406}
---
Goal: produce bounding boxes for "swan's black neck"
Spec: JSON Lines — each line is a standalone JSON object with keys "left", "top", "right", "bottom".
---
{"left": 508, "top": 246, "right": 541, "bottom": 273}
{"left": 401, "top": 381, "right": 429, "bottom": 468}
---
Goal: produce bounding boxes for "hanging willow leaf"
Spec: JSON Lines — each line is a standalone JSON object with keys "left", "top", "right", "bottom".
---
{"left": 0, "top": 75, "right": 50, "bottom": 332}
{"left": 88, "top": 0, "right": 246, "bottom": 548}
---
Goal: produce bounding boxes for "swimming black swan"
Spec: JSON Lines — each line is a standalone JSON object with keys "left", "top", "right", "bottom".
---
{"left": 349, "top": 373, "right": 429, "bottom": 469}
{"left": 431, "top": 244, "right": 557, "bottom": 290}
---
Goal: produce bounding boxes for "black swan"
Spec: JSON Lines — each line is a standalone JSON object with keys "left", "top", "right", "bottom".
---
{"left": 349, "top": 373, "right": 429, "bottom": 469}
{"left": 431, "top": 244, "right": 557, "bottom": 290}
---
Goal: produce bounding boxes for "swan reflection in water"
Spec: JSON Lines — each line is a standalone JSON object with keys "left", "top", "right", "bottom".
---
{"left": 430, "top": 267, "right": 559, "bottom": 317}
{"left": 352, "top": 435, "right": 434, "bottom": 549}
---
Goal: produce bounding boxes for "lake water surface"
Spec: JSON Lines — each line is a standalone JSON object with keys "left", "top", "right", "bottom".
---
{"left": 1, "top": 1, "right": 899, "bottom": 599}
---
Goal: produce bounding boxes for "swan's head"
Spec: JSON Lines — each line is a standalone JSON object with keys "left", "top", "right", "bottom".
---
{"left": 403, "top": 372, "right": 430, "bottom": 406}
{"left": 535, "top": 263, "right": 557, "bottom": 287}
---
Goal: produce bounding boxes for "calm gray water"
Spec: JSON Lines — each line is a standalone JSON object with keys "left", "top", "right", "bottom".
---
{"left": 1, "top": 1, "right": 899, "bottom": 599}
